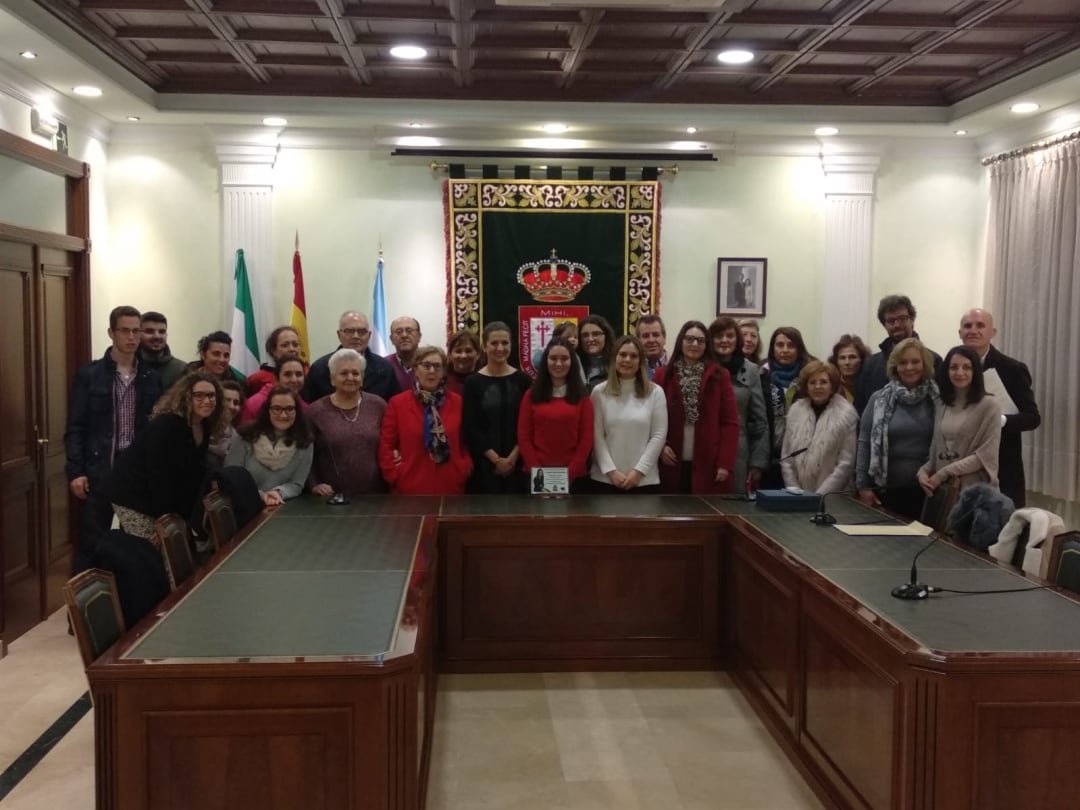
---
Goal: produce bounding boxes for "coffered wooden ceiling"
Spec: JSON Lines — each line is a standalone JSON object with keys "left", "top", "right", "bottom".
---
{"left": 33, "top": 0, "right": 1080, "bottom": 106}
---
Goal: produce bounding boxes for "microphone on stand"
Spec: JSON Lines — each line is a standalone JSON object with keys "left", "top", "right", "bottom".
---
{"left": 810, "top": 492, "right": 838, "bottom": 526}
{"left": 325, "top": 443, "right": 351, "bottom": 506}
{"left": 779, "top": 447, "right": 808, "bottom": 462}
{"left": 891, "top": 533, "right": 943, "bottom": 600}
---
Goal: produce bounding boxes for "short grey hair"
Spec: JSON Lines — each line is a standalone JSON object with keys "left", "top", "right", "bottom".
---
{"left": 328, "top": 348, "right": 366, "bottom": 377}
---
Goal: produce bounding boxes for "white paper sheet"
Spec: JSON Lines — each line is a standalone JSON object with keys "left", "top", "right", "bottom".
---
{"left": 834, "top": 521, "right": 934, "bottom": 537}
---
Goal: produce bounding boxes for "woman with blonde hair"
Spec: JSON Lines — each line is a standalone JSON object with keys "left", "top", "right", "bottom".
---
{"left": 588, "top": 335, "right": 668, "bottom": 493}
{"left": 782, "top": 361, "right": 858, "bottom": 494}
{"left": 856, "top": 338, "right": 938, "bottom": 520}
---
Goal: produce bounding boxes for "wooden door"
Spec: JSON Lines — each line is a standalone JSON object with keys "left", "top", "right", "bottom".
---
{"left": 0, "top": 239, "right": 77, "bottom": 645}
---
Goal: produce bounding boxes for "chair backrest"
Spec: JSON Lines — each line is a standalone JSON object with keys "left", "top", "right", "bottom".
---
{"left": 64, "top": 569, "right": 125, "bottom": 668}
{"left": 203, "top": 490, "right": 238, "bottom": 551}
{"left": 153, "top": 514, "right": 196, "bottom": 589}
{"left": 921, "top": 480, "right": 959, "bottom": 535}
{"left": 1045, "top": 530, "right": 1080, "bottom": 594}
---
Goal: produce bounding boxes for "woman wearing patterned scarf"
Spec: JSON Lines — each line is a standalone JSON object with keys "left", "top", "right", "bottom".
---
{"left": 653, "top": 321, "right": 740, "bottom": 494}
{"left": 379, "top": 346, "right": 472, "bottom": 494}
{"left": 855, "top": 338, "right": 939, "bottom": 520}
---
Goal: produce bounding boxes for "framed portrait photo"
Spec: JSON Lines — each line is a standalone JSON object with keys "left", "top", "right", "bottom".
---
{"left": 716, "top": 258, "right": 767, "bottom": 317}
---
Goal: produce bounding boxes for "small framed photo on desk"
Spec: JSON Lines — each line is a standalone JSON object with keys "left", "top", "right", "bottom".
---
{"left": 529, "top": 467, "right": 570, "bottom": 497}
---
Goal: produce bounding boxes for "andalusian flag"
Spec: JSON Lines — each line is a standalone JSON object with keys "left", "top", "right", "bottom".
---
{"left": 230, "top": 249, "right": 259, "bottom": 375}
{"left": 290, "top": 231, "right": 310, "bottom": 363}
{"left": 371, "top": 253, "right": 390, "bottom": 356}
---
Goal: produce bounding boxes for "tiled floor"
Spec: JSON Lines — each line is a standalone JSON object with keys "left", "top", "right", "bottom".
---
{"left": 1, "top": 611, "right": 822, "bottom": 810}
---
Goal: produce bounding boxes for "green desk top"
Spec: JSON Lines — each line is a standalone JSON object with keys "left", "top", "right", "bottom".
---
{"left": 439, "top": 494, "right": 719, "bottom": 517}
{"left": 125, "top": 513, "right": 423, "bottom": 661}
{"left": 741, "top": 512, "right": 1080, "bottom": 653}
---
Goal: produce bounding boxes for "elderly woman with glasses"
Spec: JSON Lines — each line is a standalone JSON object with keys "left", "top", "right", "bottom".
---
{"left": 653, "top": 321, "right": 739, "bottom": 494}
{"left": 226, "top": 386, "right": 314, "bottom": 506}
{"left": 105, "top": 372, "right": 227, "bottom": 539}
{"left": 379, "top": 346, "right": 473, "bottom": 494}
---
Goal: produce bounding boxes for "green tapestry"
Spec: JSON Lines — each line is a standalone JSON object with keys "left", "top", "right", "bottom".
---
{"left": 444, "top": 179, "right": 661, "bottom": 373}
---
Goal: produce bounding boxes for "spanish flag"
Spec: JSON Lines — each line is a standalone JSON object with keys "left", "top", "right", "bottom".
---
{"left": 290, "top": 231, "right": 310, "bottom": 363}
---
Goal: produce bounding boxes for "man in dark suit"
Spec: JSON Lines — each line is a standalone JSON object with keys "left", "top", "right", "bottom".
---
{"left": 959, "top": 308, "right": 1040, "bottom": 507}
{"left": 302, "top": 310, "right": 400, "bottom": 403}
{"left": 854, "top": 294, "right": 942, "bottom": 416}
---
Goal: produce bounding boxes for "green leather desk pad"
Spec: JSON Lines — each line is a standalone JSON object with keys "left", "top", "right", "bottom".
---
{"left": 439, "top": 494, "right": 718, "bottom": 517}
{"left": 125, "top": 514, "right": 422, "bottom": 660}
{"left": 275, "top": 495, "right": 441, "bottom": 517}
{"left": 703, "top": 495, "right": 883, "bottom": 520}
{"left": 742, "top": 513, "right": 1080, "bottom": 653}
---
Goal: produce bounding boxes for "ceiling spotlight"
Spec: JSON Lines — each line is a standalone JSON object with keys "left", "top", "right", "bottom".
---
{"left": 815, "top": 126, "right": 839, "bottom": 137}
{"left": 126, "top": 116, "right": 141, "bottom": 122}
{"left": 407, "top": 122, "right": 426, "bottom": 128}
{"left": 397, "top": 135, "right": 440, "bottom": 147}
{"left": 263, "top": 116, "right": 288, "bottom": 126}
{"left": 20, "top": 51, "right": 37, "bottom": 59}
{"left": 686, "top": 126, "right": 698, "bottom": 134}
{"left": 73, "top": 85, "right": 102, "bottom": 97}
{"left": 390, "top": 45, "right": 428, "bottom": 60}
{"left": 541, "top": 123, "right": 569, "bottom": 134}
{"left": 1010, "top": 102, "right": 1040, "bottom": 114}
{"left": 717, "top": 49, "right": 754, "bottom": 65}
{"left": 954, "top": 129, "right": 967, "bottom": 136}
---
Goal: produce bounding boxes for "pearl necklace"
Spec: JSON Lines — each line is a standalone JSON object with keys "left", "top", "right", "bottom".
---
{"left": 331, "top": 394, "right": 362, "bottom": 423}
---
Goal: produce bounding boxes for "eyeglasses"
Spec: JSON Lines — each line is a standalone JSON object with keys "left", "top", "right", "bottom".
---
{"left": 113, "top": 327, "right": 142, "bottom": 336}
{"left": 683, "top": 335, "right": 707, "bottom": 345}
{"left": 416, "top": 362, "right": 444, "bottom": 372}
{"left": 580, "top": 331, "right": 604, "bottom": 340}
{"left": 884, "top": 315, "right": 913, "bottom": 327}
{"left": 269, "top": 406, "right": 297, "bottom": 416}
{"left": 340, "top": 327, "right": 370, "bottom": 337}
{"left": 191, "top": 391, "right": 217, "bottom": 402}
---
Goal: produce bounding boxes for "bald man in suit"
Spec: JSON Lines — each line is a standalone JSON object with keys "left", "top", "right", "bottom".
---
{"left": 959, "top": 308, "right": 1041, "bottom": 507}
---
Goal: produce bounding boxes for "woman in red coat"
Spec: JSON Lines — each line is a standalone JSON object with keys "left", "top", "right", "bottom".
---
{"left": 379, "top": 346, "right": 472, "bottom": 494}
{"left": 653, "top": 320, "right": 740, "bottom": 494}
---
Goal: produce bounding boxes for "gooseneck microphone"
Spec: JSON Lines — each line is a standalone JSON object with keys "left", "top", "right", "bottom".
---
{"left": 891, "top": 533, "right": 943, "bottom": 600}
{"left": 325, "top": 443, "right": 351, "bottom": 506}
{"left": 811, "top": 491, "right": 838, "bottom": 526}
{"left": 779, "top": 447, "right": 808, "bottom": 462}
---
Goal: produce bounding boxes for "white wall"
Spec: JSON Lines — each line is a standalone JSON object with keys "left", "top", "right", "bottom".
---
{"left": 8, "top": 132, "right": 981, "bottom": 366}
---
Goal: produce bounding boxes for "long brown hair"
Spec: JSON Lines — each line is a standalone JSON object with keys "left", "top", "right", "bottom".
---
{"left": 154, "top": 371, "right": 228, "bottom": 437}
{"left": 603, "top": 335, "right": 650, "bottom": 398}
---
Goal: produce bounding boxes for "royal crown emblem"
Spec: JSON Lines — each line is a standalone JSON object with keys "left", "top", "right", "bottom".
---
{"left": 516, "top": 250, "right": 591, "bottom": 303}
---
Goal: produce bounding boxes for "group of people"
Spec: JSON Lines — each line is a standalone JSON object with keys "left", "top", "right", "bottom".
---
{"left": 65, "top": 294, "right": 1040, "bottom": 570}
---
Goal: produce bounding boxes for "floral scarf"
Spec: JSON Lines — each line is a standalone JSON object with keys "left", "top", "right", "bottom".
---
{"left": 867, "top": 379, "right": 938, "bottom": 487}
{"left": 676, "top": 360, "right": 705, "bottom": 425}
{"left": 414, "top": 381, "right": 450, "bottom": 464}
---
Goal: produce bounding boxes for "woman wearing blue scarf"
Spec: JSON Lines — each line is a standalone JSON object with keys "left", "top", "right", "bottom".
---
{"left": 761, "top": 326, "right": 816, "bottom": 486}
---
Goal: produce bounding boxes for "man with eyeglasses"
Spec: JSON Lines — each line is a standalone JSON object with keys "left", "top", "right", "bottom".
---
{"left": 65, "top": 305, "right": 162, "bottom": 571}
{"left": 854, "top": 294, "right": 942, "bottom": 416}
{"left": 388, "top": 316, "right": 423, "bottom": 392}
{"left": 138, "top": 310, "right": 187, "bottom": 390}
{"left": 303, "top": 311, "right": 400, "bottom": 403}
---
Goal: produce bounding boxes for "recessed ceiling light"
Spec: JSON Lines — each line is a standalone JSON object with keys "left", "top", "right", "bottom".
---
{"left": 815, "top": 126, "right": 839, "bottom": 137}
{"left": 390, "top": 45, "right": 427, "bottom": 60}
{"left": 407, "top": 122, "right": 426, "bottom": 128}
{"left": 954, "top": 129, "right": 967, "bottom": 136}
{"left": 73, "top": 85, "right": 102, "bottom": 97}
{"left": 263, "top": 116, "right": 288, "bottom": 126}
{"left": 126, "top": 116, "right": 141, "bottom": 122}
{"left": 686, "top": 126, "right": 698, "bottom": 134}
{"left": 717, "top": 49, "right": 754, "bottom": 65}
{"left": 1010, "top": 102, "right": 1040, "bottom": 114}
{"left": 20, "top": 51, "right": 37, "bottom": 59}
{"left": 541, "top": 123, "right": 569, "bottom": 134}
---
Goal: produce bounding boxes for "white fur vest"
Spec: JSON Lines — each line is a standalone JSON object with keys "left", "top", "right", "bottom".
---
{"left": 781, "top": 394, "right": 859, "bottom": 494}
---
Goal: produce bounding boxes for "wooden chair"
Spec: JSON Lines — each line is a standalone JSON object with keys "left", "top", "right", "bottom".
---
{"left": 203, "top": 490, "right": 238, "bottom": 551}
{"left": 921, "top": 480, "right": 959, "bottom": 535}
{"left": 153, "top": 514, "right": 197, "bottom": 589}
{"left": 1042, "top": 530, "right": 1080, "bottom": 593}
{"left": 64, "top": 569, "right": 125, "bottom": 668}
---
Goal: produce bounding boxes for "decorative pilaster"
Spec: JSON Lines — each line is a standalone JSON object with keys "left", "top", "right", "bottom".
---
{"left": 217, "top": 145, "right": 276, "bottom": 354}
{"left": 821, "top": 153, "right": 879, "bottom": 346}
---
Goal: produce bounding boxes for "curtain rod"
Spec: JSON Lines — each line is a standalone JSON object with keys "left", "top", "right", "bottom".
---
{"left": 981, "top": 127, "right": 1080, "bottom": 166}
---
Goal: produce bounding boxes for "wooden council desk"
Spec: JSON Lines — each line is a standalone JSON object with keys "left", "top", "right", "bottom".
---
{"left": 88, "top": 495, "right": 1080, "bottom": 810}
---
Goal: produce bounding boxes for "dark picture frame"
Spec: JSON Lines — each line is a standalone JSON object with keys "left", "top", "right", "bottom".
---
{"left": 716, "top": 258, "right": 767, "bottom": 317}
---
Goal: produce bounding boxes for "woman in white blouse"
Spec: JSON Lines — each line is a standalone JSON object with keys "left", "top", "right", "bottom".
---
{"left": 588, "top": 335, "right": 668, "bottom": 493}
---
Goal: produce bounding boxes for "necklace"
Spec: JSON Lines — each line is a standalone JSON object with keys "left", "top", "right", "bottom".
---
{"left": 331, "top": 394, "right": 361, "bottom": 423}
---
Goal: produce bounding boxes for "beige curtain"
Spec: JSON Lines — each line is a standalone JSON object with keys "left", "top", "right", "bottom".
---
{"left": 986, "top": 139, "right": 1080, "bottom": 501}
